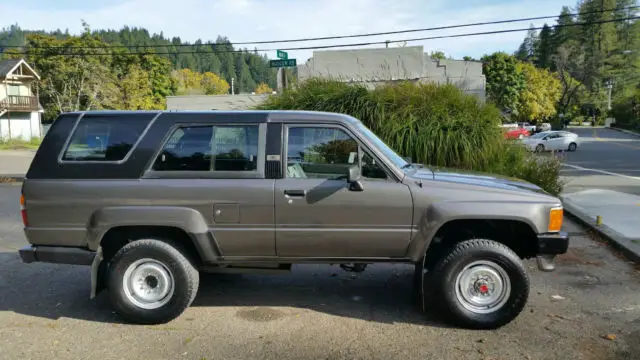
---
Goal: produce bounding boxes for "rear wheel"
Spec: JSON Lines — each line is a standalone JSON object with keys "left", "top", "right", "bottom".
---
{"left": 535, "top": 144, "right": 545, "bottom": 153}
{"left": 568, "top": 142, "right": 577, "bottom": 152}
{"left": 428, "top": 239, "right": 529, "bottom": 329}
{"left": 107, "top": 238, "right": 199, "bottom": 324}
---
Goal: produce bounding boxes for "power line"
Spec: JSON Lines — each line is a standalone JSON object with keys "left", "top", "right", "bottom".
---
{"left": 12, "top": 16, "right": 639, "bottom": 57}
{"left": 2, "top": 4, "right": 638, "bottom": 51}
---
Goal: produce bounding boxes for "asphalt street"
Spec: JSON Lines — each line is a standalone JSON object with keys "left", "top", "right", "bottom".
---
{"left": 559, "top": 127, "right": 640, "bottom": 195}
{"left": 0, "top": 183, "right": 639, "bottom": 360}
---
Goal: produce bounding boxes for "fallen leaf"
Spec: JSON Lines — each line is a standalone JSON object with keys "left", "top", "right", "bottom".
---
{"left": 551, "top": 295, "right": 565, "bottom": 301}
{"left": 602, "top": 334, "right": 616, "bottom": 341}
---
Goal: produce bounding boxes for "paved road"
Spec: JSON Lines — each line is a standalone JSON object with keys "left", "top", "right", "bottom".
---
{"left": 559, "top": 127, "right": 640, "bottom": 195}
{"left": 0, "top": 184, "right": 639, "bottom": 360}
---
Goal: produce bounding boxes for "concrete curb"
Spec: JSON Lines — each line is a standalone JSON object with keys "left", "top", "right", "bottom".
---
{"left": 561, "top": 196, "right": 640, "bottom": 264}
{"left": 609, "top": 127, "right": 640, "bottom": 138}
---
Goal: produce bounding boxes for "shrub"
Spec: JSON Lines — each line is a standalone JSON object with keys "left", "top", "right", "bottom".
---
{"left": 257, "top": 79, "right": 563, "bottom": 195}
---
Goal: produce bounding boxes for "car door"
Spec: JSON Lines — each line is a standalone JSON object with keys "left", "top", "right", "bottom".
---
{"left": 544, "top": 133, "right": 562, "bottom": 150}
{"left": 274, "top": 124, "right": 413, "bottom": 258}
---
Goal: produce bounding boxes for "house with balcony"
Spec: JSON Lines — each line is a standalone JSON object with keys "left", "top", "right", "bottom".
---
{"left": 0, "top": 58, "right": 42, "bottom": 140}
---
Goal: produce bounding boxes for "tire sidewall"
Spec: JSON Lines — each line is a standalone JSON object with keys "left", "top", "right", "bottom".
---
{"left": 108, "top": 240, "right": 196, "bottom": 324}
{"left": 437, "top": 246, "right": 529, "bottom": 328}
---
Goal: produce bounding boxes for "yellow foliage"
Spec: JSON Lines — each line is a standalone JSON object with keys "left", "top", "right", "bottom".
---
{"left": 172, "top": 69, "right": 229, "bottom": 95}
{"left": 516, "top": 62, "right": 562, "bottom": 122}
{"left": 254, "top": 82, "right": 273, "bottom": 94}
{"left": 201, "top": 72, "right": 230, "bottom": 95}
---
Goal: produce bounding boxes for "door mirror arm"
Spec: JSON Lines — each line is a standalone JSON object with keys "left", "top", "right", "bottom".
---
{"left": 347, "top": 165, "right": 364, "bottom": 192}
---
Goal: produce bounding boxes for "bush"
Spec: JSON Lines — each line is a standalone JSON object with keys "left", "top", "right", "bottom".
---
{"left": 257, "top": 79, "right": 563, "bottom": 195}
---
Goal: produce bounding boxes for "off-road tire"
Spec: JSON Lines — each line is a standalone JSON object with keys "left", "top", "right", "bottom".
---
{"left": 107, "top": 238, "right": 199, "bottom": 324}
{"left": 428, "top": 239, "right": 529, "bottom": 329}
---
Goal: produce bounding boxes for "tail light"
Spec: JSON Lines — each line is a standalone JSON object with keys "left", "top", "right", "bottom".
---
{"left": 20, "top": 194, "right": 28, "bottom": 226}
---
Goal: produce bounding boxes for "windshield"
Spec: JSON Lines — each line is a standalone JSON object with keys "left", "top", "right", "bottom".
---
{"left": 354, "top": 122, "right": 409, "bottom": 169}
{"left": 530, "top": 132, "right": 549, "bottom": 139}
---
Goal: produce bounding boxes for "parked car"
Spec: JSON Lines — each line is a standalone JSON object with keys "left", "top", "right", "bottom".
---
{"left": 503, "top": 125, "right": 530, "bottom": 139}
{"left": 518, "top": 122, "right": 536, "bottom": 133}
{"left": 18, "top": 110, "right": 568, "bottom": 329}
{"left": 522, "top": 131, "right": 580, "bottom": 152}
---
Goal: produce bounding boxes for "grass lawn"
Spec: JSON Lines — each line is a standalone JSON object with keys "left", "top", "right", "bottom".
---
{"left": 0, "top": 138, "right": 42, "bottom": 150}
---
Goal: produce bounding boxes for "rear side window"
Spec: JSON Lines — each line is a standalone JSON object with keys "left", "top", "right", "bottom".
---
{"left": 62, "top": 115, "right": 151, "bottom": 161}
{"left": 153, "top": 125, "right": 259, "bottom": 172}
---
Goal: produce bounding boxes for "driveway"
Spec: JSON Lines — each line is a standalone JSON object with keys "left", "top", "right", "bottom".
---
{"left": 0, "top": 183, "right": 639, "bottom": 360}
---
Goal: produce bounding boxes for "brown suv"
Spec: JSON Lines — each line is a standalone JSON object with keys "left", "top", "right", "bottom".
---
{"left": 18, "top": 110, "right": 569, "bottom": 328}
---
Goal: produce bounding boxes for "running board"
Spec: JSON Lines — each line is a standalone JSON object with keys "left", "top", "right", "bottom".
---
{"left": 200, "top": 263, "right": 292, "bottom": 274}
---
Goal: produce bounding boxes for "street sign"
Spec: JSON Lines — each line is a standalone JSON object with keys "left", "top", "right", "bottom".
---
{"left": 276, "top": 50, "right": 288, "bottom": 59}
{"left": 269, "top": 59, "right": 297, "bottom": 68}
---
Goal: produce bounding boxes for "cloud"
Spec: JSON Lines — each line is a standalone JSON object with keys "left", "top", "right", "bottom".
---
{"left": 1, "top": 0, "right": 566, "bottom": 60}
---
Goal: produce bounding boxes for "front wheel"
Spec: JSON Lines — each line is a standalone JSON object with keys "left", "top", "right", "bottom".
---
{"left": 535, "top": 144, "right": 545, "bottom": 153}
{"left": 107, "top": 239, "right": 199, "bottom": 324}
{"left": 429, "top": 239, "right": 529, "bottom": 329}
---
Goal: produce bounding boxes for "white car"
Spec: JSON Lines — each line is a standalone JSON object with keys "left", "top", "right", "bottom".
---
{"left": 522, "top": 131, "right": 580, "bottom": 152}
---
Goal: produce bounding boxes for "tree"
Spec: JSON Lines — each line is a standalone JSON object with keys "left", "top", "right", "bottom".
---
{"left": 481, "top": 52, "right": 526, "bottom": 114}
{"left": 201, "top": 72, "right": 230, "bottom": 95}
{"left": 254, "top": 82, "right": 273, "bottom": 94}
{"left": 535, "top": 24, "right": 554, "bottom": 69}
{"left": 553, "top": 44, "right": 587, "bottom": 118}
{"left": 462, "top": 56, "right": 476, "bottom": 61}
{"left": 515, "top": 62, "right": 562, "bottom": 121}
{"left": 515, "top": 25, "right": 538, "bottom": 62}
{"left": 429, "top": 51, "right": 446, "bottom": 60}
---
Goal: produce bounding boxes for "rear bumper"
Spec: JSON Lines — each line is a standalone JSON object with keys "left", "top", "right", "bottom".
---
{"left": 19, "top": 245, "right": 96, "bottom": 266}
{"left": 535, "top": 231, "right": 569, "bottom": 272}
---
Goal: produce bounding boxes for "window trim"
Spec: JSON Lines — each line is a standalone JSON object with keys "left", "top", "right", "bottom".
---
{"left": 282, "top": 123, "right": 395, "bottom": 181}
{"left": 142, "top": 122, "right": 267, "bottom": 180}
{"left": 57, "top": 112, "right": 160, "bottom": 165}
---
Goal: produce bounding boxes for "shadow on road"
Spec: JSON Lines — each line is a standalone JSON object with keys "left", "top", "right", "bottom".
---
{"left": 0, "top": 252, "right": 450, "bottom": 328}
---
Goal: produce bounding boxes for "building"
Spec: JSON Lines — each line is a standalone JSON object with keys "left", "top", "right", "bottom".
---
{"left": 0, "top": 58, "right": 43, "bottom": 140}
{"left": 166, "top": 94, "right": 271, "bottom": 111}
{"left": 296, "top": 46, "right": 485, "bottom": 100}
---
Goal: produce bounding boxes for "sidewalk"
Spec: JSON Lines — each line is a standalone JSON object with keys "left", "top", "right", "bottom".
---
{"left": 561, "top": 188, "right": 640, "bottom": 263}
{"left": 0, "top": 150, "right": 35, "bottom": 180}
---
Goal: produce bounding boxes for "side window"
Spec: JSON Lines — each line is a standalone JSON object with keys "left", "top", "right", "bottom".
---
{"left": 62, "top": 115, "right": 151, "bottom": 161}
{"left": 286, "top": 127, "right": 357, "bottom": 179}
{"left": 153, "top": 125, "right": 258, "bottom": 172}
{"left": 362, "top": 151, "right": 388, "bottom": 179}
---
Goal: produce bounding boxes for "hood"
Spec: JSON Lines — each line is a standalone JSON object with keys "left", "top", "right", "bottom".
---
{"left": 408, "top": 166, "right": 548, "bottom": 194}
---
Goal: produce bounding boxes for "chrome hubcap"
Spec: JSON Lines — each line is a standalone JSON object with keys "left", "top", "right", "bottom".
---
{"left": 123, "top": 258, "right": 174, "bottom": 310}
{"left": 455, "top": 260, "right": 511, "bottom": 314}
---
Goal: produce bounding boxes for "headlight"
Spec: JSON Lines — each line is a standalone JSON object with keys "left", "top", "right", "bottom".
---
{"left": 548, "top": 207, "right": 563, "bottom": 232}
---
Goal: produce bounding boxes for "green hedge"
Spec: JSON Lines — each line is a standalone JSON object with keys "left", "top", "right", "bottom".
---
{"left": 257, "top": 79, "right": 563, "bottom": 195}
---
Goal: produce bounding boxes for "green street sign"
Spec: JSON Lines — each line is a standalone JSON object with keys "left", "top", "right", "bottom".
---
{"left": 276, "top": 50, "right": 288, "bottom": 59}
{"left": 269, "top": 59, "right": 297, "bottom": 68}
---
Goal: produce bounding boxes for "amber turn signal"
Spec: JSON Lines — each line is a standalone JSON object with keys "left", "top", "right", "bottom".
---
{"left": 548, "top": 207, "right": 563, "bottom": 232}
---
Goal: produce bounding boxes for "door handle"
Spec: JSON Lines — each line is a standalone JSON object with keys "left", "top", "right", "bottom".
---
{"left": 284, "top": 189, "right": 306, "bottom": 197}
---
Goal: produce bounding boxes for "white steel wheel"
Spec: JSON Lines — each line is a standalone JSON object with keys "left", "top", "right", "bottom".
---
{"left": 454, "top": 260, "right": 511, "bottom": 314}
{"left": 122, "top": 258, "right": 175, "bottom": 310}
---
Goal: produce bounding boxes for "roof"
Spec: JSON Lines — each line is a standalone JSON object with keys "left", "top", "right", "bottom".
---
{"left": 0, "top": 58, "right": 40, "bottom": 80}
{"left": 0, "top": 59, "right": 20, "bottom": 78}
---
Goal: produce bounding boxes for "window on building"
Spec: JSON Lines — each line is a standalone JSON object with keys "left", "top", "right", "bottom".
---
{"left": 61, "top": 116, "right": 151, "bottom": 161}
{"left": 153, "top": 125, "right": 259, "bottom": 172}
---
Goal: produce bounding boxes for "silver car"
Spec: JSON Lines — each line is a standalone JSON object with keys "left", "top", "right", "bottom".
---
{"left": 522, "top": 131, "right": 580, "bottom": 152}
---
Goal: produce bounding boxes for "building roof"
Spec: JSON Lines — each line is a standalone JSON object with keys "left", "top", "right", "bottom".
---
{"left": 0, "top": 59, "right": 20, "bottom": 78}
{"left": 0, "top": 58, "right": 40, "bottom": 80}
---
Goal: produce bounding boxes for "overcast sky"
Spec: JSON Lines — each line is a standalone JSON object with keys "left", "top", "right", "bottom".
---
{"left": 2, "top": 0, "right": 568, "bottom": 61}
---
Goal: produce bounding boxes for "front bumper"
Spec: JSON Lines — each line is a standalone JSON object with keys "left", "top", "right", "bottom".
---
{"left": 19, "top": 245, "right": 96, "bottom": 266}
{"left": 535, "top": 231, "right": 570, "bottom": 272}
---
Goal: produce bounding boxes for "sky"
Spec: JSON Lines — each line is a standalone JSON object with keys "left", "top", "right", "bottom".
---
{"left": 1, "top": 0, "right": 570, "bottom": 61}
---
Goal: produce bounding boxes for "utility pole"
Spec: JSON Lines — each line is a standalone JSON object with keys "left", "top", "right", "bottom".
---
{"left": 605, "top": 79, "right": 613, "bottom": 111}
{"left": 231, "top": 77, "right": 235, "bottom": 95}
{"left": 281, "top": 68, "right": 287, "bottom": 91}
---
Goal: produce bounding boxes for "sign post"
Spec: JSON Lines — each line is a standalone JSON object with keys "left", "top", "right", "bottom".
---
{"left": 270, "top": 51, "right": 296, "bottom": 91}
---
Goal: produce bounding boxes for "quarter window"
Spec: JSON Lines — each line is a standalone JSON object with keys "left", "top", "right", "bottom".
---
{"left": 153, "top": 125, "right": 259, "bottom": 172}
{"left": 62, "top": 115, "right": 151, "bottom": 161}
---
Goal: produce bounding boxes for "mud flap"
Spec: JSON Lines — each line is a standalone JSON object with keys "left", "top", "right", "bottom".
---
{"left": 90, "top": 246, "right": 103, "bottom": 299}
{"left": 413, "top": 257, "right": 427, "bottom": 313}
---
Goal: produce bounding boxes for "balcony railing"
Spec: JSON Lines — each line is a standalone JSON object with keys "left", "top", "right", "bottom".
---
{"left": 0, "top": 95, "right": 39, "bottom": 111}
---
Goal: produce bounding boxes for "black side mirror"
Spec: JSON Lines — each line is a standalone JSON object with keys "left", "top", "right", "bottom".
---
{"left": 404, "top": 156, "right": 412, "bottom": 163}
{"left": 347, "top": 165, "right": 364, "bottom": 192}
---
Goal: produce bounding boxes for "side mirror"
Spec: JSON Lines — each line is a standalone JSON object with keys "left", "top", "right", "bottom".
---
{"left": 404, "top": 156, "right": 412, "bottom": 164}
{"left": 347, "top": 165, "right": 364, "bottom": 192}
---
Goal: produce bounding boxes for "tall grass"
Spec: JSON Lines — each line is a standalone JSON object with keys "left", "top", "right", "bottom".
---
{"left": 257, "top": 79, "right": 563, "bottom": 195}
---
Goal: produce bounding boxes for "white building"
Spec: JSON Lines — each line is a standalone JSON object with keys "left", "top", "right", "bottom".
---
{"left": 0, "top": 59, "right": 43, "bottom": 140}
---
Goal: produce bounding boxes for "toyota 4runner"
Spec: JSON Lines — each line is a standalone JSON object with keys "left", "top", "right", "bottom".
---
{"left": 18, "top": 110, "right": 569, "bottom": 329}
